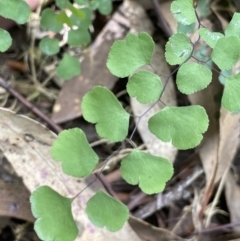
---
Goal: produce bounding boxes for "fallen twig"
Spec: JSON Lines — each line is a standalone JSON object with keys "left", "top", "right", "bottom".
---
{"left": 0, "top": 76, "right": 62, "bottom": 134}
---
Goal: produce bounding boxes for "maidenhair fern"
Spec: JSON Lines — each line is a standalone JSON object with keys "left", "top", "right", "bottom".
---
{"left": 0, "top": 0, "right": 238, "bottom": 240}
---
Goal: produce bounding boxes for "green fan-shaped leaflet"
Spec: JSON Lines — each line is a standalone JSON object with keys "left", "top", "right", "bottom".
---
{"left": 225, "top": 13, "right": 240, "bottom": 38}
{"left": 165, "top": 33, "right": 192, "bottom": 65}
{"left": 127, "top": 70, "right": 163, "bottom": 104}
{"left": 148, "top": 106, "right": 209, "bottom": 150}
{"left": 56, "top": 11, "right": 73, "bottom": 27}
{"left": 86, "top": 190, "right": 129, "bottom": 232}
{"left": 222, "top": 73, "right": 240, "bottom": 112}
{"left": 197, "top": 0, "right": 211, "bottom": 18}
{"left": 194, "top": 43, "right": 212, "bottom": 68}
{"left": 120, "top": 150, "right": 173, "bottom": 194}
{"left": 98, "top": 0, "right": 112, "bottom": 15}
{"left": 39, "top": 38, "right": 60, "bottom": 56}
{"left": 30, "top": 186, "right": 78, "bottom": 241}
{"left": 176, "top": 62, "right": 212, "bottom": 94}
{"left": 68, "top": 29, "right": 91, "bottom": 47}
{"left": 219, "top": 69, "right": 232, "bottom": 85}
{"left": 51, "top": 128, "right": 99, "bottom": 178}
{"left": 211, "top": 36, "right": 240, "bottom": 70}
{"left": 0, "top": 0, "right": 30, "bottom": 24}
{"left": 177, "top": 22, "right": 195, "bottom": 34}
{"left": 0, "top": 29, "right": 12, "bottom": 52}
{"left": 56, "top": 0, "right": 68, "bottom": 9}
{"left": 68, "top": 3, "right": 85, "bottom": 19}
{"left": 82, "top": 86, "right": 130, "bottom": 142}
{"left": 74, "top": 0, "right": 89, "bottom": 4}
{"left": 90, "top": 0, "right": 99, "bottom": 10}
{"left": 199, "top": 28, "right": 224, "bottom": 48}
{"left": 171, "top": 0, "right": 196, "bottom": 25}
{"left": 107, "top": 32, "right": 155, "bottom": 78}
{"left": 70, "top": 7, "right": 92, "bottom": 30}
{"left": 40, "top": 8, "right": 63, "bottom": 32}
{"left": 56, "top": 54, "right": 81, "bottom": 80}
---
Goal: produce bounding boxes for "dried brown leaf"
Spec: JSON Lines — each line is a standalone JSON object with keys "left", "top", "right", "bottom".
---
{"left": 0, "top": 181, "right": 34, "bottom": 222}
{"left": 225, "top": 172, "right": 240, "bottom": 232}
{"left": 129, "top": 216, "right": 185, "bottom": 241}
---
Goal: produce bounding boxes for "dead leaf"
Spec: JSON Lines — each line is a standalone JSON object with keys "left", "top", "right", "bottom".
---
{"left": 129, "top": 216, "right": 185, "bottom": 241}
{"left": 0, "top": 107, "right": 141, "bottom": 241}
{"left": 225, "top": 172, "right": 240, "bottom": 232}
{"left": 0, "top": 181, "right": 34, "bottom": 222}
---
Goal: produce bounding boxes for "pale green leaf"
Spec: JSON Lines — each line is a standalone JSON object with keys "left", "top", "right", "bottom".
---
{"left": 120, "top": 150, "right": 173, "bottom": 194}
{"left": 70, "top": 8, "right": 92, "bottom": 29}
{"left": 39, "top": 37, "right": 60, "bottom": 56}
{"left": 74, "top": 0, "right": 89, "bottom": 4}
{"left": 165, "top": 33, "right": 192, "bottom": 65}
{"left": 222, "top": 73, "right": 240, "bottom": 112}
{"left": 127, "top": 70, "right": 162, "bottom": 104}
{"left": 56, "top": 11, "right": 73, "bottom": 27}
{"left": 0, "top": 29, "right": 12, "bottom": 52}
{"left": 51, "top": 128, "right": 98, "bottom": 177}
{"left": 41, "top": 8, "right": 63, "bottom": 32}
{"left": 194, "top": 43, "right": 212, "bottom": 68}
{"left": 0, "top": 0, "right": 30, "bottom": 24}
{"left": 148, "top": 106, "right": 209, "bottom": 150}
{"left": 199, "top": 27, "right": 224, "bottom": 48}
{"left": 211, "top": 36, "right": 240, "bottom": 70}
{"left": 86, "top": 190, "right": 129, "bottom": 231}
{"left": 56, "top": 54, "right": 81, "bottom": 80}
{"left": 107, "top": 32, "right": 155, "bottom": 78}
{"left": 68, "top": 3, "right": 85, "bottom": 19}
{"left": 56, "top": 0, "right": 69, "bottom": 9}
{"left": 219, "top": 69, "right": 232, "bottom": 85}
{"left": 30, "top": 186, "right": 78, "bottom": 241}
{"left": 68, "top": 29, "right": 91, "bottom": 47}
{"left": 176, "top": 62, "right": 212, "bottom": 94}
{"left": 90, "top": 0, "right": 99, "bottom": 10}
{"left": 225, "top": 13, "right": 240, "bottom": 38}
{"left": 197, "top": 0, "right": 211, "bottom": 17}
{"left": 98, "top": 0, "right": 112, "bottom": 15}
{"left": 171, "top": 0, "right": 196, "bottom": 25}
{"left": 177, "top": 22, "right": 195, "bottom": 34}
{"left": 82, "top": 86, "right": 130, "bottom": 142}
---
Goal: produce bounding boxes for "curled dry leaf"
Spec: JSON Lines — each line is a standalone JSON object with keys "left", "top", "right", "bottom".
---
{"left": 0, "top": 107, "right": 140, "bottom": 241}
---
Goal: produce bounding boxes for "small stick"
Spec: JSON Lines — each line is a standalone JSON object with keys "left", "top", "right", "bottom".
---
{"left": 95, "top": 173, "right": 119, "bottom": 199}
{"left": 0, "top": 77, "right": 62, "bottom": 134}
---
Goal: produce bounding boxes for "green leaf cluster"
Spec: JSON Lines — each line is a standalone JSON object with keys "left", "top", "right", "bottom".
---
{"left": 0, "top": 0, "right": 30, "bottom": 52}
{"left": 168, "top": 1, "right": 240, "bottom": 112}
{"left": 29, "top": 3, "right": 240, "bottom": 241}
{"left": 39, "top": 0, "right": 113, "bottom": 80}
{"left": 200, "top": 12, "right": 240, "bottom": 112}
